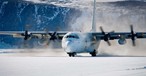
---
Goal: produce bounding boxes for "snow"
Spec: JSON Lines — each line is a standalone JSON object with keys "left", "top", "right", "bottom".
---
{"left": 0, "top": 56, "right": 146, "bottom": 76}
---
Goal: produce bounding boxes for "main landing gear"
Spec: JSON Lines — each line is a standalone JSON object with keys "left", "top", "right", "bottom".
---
{"left": 67, "top": 50, "right": 97, "bottom": 57}
{"left": 90, "top": 50, "right": 97, "bottom": 57}
{"left": 67, "top": 52, "right": 76, "bottom": 57}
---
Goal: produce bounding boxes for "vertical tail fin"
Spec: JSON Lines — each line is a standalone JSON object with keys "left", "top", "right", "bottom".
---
{"left": 91, "top": 0, "right": 96, "bottom": 32}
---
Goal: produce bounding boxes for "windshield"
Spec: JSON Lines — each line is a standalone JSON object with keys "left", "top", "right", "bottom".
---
{"left": 66, "top": 34, "right": 79, "bottom": 39}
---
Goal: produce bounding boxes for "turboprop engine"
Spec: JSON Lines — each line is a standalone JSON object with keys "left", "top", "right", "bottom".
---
{"left": 37, "top": 31, "right": 58, "bottom": 46}
{"left": 118, "top": 35, "right": 126, "bottom": 45}
{"left": 37, "top": 35, "right": 50, "bottom": 46}
{"left": 38, "top": 38, "right": 49, "bottom": 46}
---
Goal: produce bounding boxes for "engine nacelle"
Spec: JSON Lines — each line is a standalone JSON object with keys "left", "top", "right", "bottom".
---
{"left": 38, "top": 38, "right": 49, "bottom": 46}
{"left": 118, "top": 38, "right": 126, "bottom": 45}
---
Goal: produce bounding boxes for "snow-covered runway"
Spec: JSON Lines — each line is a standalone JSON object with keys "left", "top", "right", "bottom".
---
{"left": 0, "top": 57, "right": 146, "bottom": 76}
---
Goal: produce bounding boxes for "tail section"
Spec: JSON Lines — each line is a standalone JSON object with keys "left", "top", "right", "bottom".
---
{"left": 91, "top": 0, "right": 96, "bottom": 32}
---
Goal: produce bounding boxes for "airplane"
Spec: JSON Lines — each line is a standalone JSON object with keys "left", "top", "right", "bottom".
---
{"left": 1, "top": 0, "right": 146, "bottom": 57}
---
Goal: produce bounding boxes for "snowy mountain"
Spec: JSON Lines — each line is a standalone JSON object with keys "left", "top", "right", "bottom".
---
{"left": 0, "top": 0, "right": 81, "bottom": 31}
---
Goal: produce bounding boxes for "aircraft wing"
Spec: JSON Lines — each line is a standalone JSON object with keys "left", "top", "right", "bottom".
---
{"left": 93, "top": 32, "right": 146, "bottom": 39}
{"left": 92, "top": 32, "right": 146, "bottom": 46}
{"left": 0, "top": 31, "right": 68, "bottom": 40}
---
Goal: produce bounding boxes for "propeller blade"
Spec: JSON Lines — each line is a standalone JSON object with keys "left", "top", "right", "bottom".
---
{"left": 105, "top": 41, "right": 111, "bottom": 46}
{"left": 130, "top": 25, "right": 136, "bottom": 46}
{"left": 41, "top": 29, "right": 58, "bottom": 46}
{"left": 99, "top": 26, "right": 105, "bottom": 35}
{"left": 130, "top": 25, "right": 134, "bottom": 33}
{"left": 99, "top": 26, "right": 111, "bottom": 46}
{"left": 23, "top": 30, "right": 31, "bottom": 40}
{"left": 132, "top": 40, "right": 136, "bottom": 46}
{"left": 49, "top": 32, "right": 57, "bottom": 40}
{"left": 52, "top": 32, "right": 57, "bottom": 36}
{"left": 107, "top": 41, "right": 111, "bottom": 46}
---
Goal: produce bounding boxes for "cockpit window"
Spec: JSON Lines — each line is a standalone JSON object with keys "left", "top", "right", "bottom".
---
{"left": 66, "top": 35, "right": 79, "bottom": 39}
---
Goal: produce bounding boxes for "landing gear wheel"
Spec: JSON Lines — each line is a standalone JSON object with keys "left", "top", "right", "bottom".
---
{"left": 90, "top": 50, "right": 97, "bottom": 57}
{"left": 68, "top": 52, "right": 76, "bottom": 57}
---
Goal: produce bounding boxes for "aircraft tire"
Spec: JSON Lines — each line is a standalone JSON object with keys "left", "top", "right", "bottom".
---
{"left": 90, "top": 50, "right": 97, "bottom": 57}
{"left": 68, "top": 52, "right": 76, "bottom": 57}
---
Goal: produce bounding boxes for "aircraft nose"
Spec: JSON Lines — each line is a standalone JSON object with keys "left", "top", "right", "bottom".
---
{"left": 66, "top": 40, "right": 72, "bottom": 46}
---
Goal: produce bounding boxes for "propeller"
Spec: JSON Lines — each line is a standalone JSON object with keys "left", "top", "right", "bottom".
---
{"left": 22, "top": 25, "right": 32, "bottom": 40}
{"left": 99, "top": 26, "right": 111, "bottom": 46}
{"left": 49, "top": 32, "right": 57, "bottom": 40}
{"left": 47, "top": 27, "right": 61, "bottom": 47}
{"left": 23, "top": 30, "right": 31, "bottom": 40}
{"left": 40, "top": 29, "right": 58, "bottom": 46}
{"left": 21, "top": 25, "right": 32, "bottom": 48}
{"left": 130, "top": 25, "right": 136, "bottom": 46}
{"left": 49, "top": 27, "right": 60, "bottom": 41}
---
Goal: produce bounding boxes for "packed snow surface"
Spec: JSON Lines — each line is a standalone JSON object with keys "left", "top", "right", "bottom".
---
{"left": 0, "top": 56, "right": 146, "bottom": 76}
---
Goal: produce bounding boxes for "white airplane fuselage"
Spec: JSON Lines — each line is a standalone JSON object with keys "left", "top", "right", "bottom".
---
{"left": 61, "top": 0, "right": 99, "bottom": 57}
{"left": 62, "top": 32, "right": 100, "bottom": 56}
